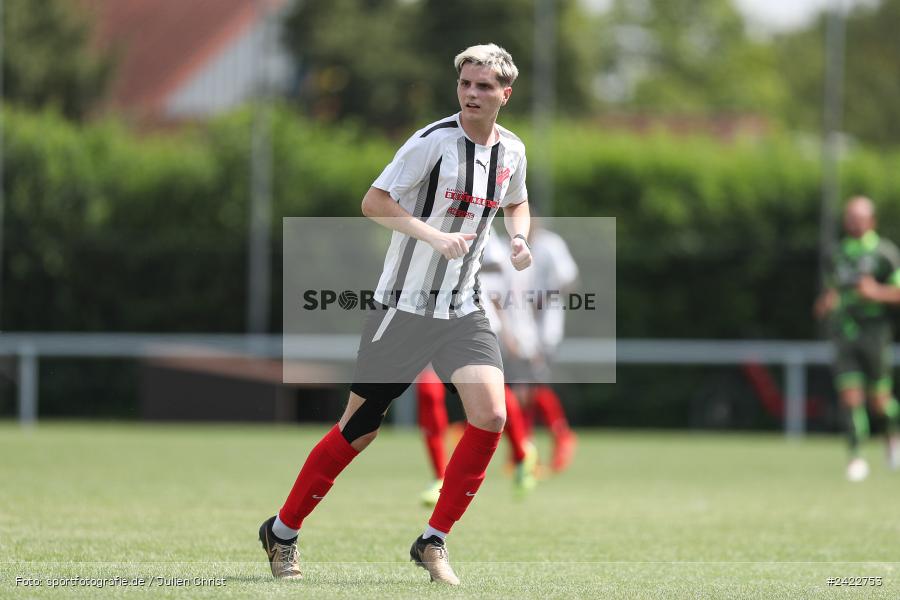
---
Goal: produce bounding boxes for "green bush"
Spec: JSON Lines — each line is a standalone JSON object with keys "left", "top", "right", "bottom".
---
{"left": 6, "top": 105, "right": 900, "bottom": 341}
{"left": 4, "top": 108, "right": 234, "bottom": 331}
{"left": 1, "top": 106, "right": 396, "bottom": 332}
{"left": 539, "top": 123, "right": 900, "bottom": 339}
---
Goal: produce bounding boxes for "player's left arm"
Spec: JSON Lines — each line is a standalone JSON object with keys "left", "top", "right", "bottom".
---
{"left": 857, "top": 273, "right": 900, "bottom": 304}
{"left": 857, "top": 242, "right": 900, "bottom": 303}
{"left": 503, "top": 200, "right": 531, "bottom": 271}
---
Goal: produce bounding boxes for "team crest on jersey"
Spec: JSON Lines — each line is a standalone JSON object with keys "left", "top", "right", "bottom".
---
{"left": 496, "top": 166, "right": 512, "bottom": 185}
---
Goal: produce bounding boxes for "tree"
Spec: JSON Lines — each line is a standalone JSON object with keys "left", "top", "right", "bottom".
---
{"left": 282, "top": 0, "right": 430, "bottom": 131}
{"left": 282, "top": 0, "right": 600, "bottom": 130}
{"left": 414, "top": 0, "right": 598, "bottom": 119}
{"left": 2, "top": 0, "right": 113, "bottom": 119}
{"left": 597, "top": 0, "right": 788, "bottom": 116}
{"left": 777, "top": 0, "right": 900, "bottom": 146}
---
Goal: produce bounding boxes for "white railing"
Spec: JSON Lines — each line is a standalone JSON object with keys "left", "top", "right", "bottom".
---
{"left": 0, "top": 334, "right": 840, "bottom": 436}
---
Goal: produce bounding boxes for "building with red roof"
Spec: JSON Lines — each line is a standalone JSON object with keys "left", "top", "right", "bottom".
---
{"left": 82, "top": 0, "right": 291, "bottom": 121}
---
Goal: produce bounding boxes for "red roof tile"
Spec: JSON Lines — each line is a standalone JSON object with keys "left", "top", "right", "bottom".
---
{"left": 82, "top": 0, "right": 278, "bottom": 117}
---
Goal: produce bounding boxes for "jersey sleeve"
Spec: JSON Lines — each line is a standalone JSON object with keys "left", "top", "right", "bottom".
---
{"left": 501, "top": 154, "right": 528, "bottom": 207}
{"left": 372, "top": 134, "right": 439, "bottom": 202}
{"left": 880, "top": 241, "right": 900, "bottom": 286}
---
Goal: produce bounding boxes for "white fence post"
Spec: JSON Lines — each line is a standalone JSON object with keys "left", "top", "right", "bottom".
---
{"left": 784, "top": 353, "right": 806, "bottom": 438}
{"left": 18, "top": 344, "right": 38, "bottom": 427}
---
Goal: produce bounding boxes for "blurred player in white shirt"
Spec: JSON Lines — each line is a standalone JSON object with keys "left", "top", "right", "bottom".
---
{"left": 416, "top": 229, "right": 537, "bottom": 506}
{"left": 526, "top": 220, "right": 578, "bottom": 472}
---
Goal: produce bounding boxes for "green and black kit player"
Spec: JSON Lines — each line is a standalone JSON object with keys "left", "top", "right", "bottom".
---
{"left": 826, "top": 227, "right": 900, "bottom": 468}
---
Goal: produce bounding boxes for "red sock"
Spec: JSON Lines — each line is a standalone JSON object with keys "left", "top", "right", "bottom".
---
{"left": 428, "top": 424, "right": 501, "bottom": 534}
{"left": 278, "top": 425, "right": 359, "bottom": 530}
{"left": 417, "top": 372, "right": 448, "bottom": 479}
{"left": 504, "top": 385, "right": 528, "bottom": 463}
{"left": 533, "top": 385, "right": 570, "bottom": 438}
{"left": 522, "top": 397, "right": 536, "bottom": 438}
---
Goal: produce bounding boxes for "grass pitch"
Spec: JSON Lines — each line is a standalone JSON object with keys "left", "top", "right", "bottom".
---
{"left": 1, "top": 422, "right": 899, "bottom": 599}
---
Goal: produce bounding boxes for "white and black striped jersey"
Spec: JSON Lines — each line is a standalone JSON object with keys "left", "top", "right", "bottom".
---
{"left": 371, "top": 112, "right": 528, "bottom": 319}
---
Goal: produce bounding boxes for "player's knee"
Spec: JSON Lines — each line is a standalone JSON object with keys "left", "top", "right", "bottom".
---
{"left": 473, "top": 408, "right": 506, "bottom": 432}
{"left": 341, "top": 395, "right": 391, "bottom": 446}
{"left": 341, "top": 413, "right": 385, "bottom": 443}
{"left": 341, "top": 421, "right": 382, "bottom": 451}
{"left": 490, "top": 411, "right": 507, "bottom": 432}
{"left": 348, "top": 428, "right": 379, "bottom": 451}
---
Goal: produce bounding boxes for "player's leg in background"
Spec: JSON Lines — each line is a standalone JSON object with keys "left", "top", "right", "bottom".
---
{"left": 870, "top": 334, "right": 900, "bottom": 468}
{"left": 834, "top": 338, "right": 869, "bottom": 481}
{"left": 518, "top": 383, "right": 536, "bottom": 438}
{"left": 531, "top": 383, "right": 577, "bottom": 472}
{"left": 504, "top": 384, "right": 529, "bottom": 462}
{"left": 417, "top": 369, "right": 448, "bottom": 505}
{"left": 869, "top": 381, "right": 900, "bottom": 469}
{"left": 837, "top": 373, "right": 869, "bottom": 481}
{"left": 504, "top": 384, "right": 537, "bottom": 492}
{"left": 418, "top": 369, "right": 448, "bottom": 479}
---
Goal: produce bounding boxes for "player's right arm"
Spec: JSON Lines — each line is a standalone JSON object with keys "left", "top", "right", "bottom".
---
{"left": 361, "top": 187, "right": 475, "bottom": 260}
{"left": 814, "top": 252, "right": 840, "bottom": 319}
{"left": 813, "top": 288, "right": 838, "bottom": 319}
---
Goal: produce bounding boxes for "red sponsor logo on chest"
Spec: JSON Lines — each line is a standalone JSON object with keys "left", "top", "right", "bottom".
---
{"left": 447, "top": 207, "right": 474, "bottom": 220}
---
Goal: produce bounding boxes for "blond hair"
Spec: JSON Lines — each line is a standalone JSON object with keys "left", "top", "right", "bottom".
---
{"left": 454, "top": 44, "right": 518, "bottom": 86}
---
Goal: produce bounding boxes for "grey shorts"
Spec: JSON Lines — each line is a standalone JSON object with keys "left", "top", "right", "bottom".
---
{"left": 350, "top": 304, "right": 503, "bottom": 402}
{"left": 833, "top": 321, "right": 893, "bottom": 394}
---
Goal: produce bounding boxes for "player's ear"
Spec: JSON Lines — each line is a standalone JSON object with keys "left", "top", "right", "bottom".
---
{"left": 501, "top": 86, "right": 512, "bottom": 105}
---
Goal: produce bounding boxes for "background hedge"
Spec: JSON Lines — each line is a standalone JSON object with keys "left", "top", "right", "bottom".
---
{"left": 6, "top": 106, "right": 900, "bottom": 425}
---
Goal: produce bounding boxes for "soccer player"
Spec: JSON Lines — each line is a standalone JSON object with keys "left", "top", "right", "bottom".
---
{"left": 814, "top": 196, "right": 900, "bottom": 481}
{"left": 527, "top": 221, "right": 579, "bottom": 472}
{"left": 259, "top": 44, "right": 531, "bottom": 585}
{"left": 416, "top": 233, "right": 537, "bottom": 506}
{"left": 416, "top": 232, "right": 540, "bottom": 507}
{"left": 484, "top": 224, "right": 578, "bottom": 472}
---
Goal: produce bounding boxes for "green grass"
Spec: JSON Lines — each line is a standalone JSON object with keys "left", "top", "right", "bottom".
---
{"left": 1, "top": 423, "right": 899, "bottom": 599}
